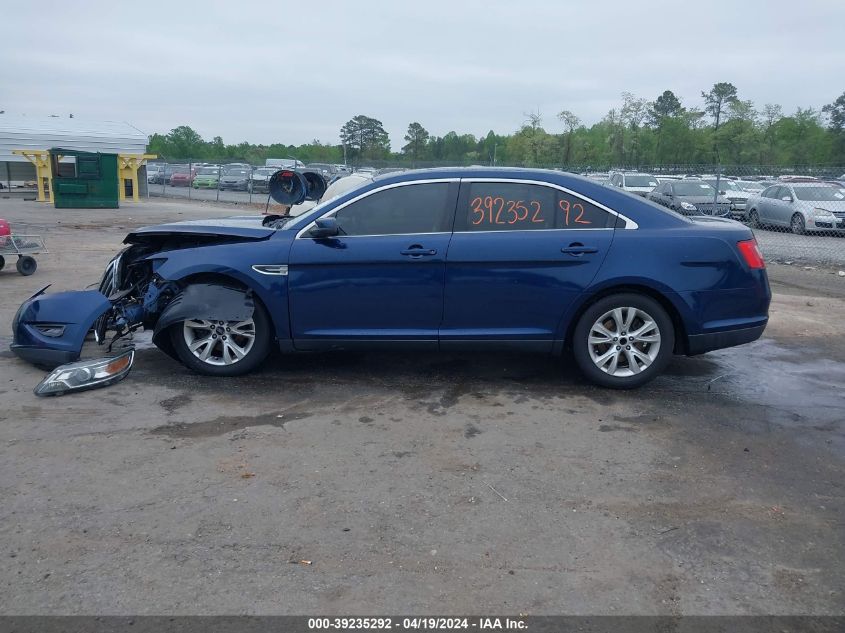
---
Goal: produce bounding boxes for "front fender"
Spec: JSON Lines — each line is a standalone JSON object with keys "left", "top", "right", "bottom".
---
{"left": 151, "top": 284, "right": 255, "bottom": 360}
{"left": 10, "top": 289, "right": 112, "bottom": 367}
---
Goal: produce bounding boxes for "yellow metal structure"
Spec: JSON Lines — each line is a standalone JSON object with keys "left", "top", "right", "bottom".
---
{"left": 118, "top": 153, "right": 157, "bottom": 202}
{"left": 12, "top": 150, "right": 58, "bottom": 202}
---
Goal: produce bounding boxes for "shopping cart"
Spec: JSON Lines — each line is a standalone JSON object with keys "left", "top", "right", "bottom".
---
{"left": 0, "top": 219, "right": 48, "bottom": 276}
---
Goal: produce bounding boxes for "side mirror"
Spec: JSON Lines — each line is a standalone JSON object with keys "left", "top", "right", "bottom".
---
{"left": 781, "top": 195, "right": 793, "bottom": 202}
{"left": 309, "top": 216, "right": 340, "bottom": 238}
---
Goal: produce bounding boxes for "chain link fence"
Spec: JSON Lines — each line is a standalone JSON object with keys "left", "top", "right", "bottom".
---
{"left": 146, "top": 160, "right": 845, "bottom": 268}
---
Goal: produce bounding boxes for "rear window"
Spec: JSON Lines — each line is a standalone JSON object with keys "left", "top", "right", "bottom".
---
{"left": 462, "top": 182, "right": 615, "bottom": 231}
{"left": 624, "top": 175, "right": 658, "bottom": 187}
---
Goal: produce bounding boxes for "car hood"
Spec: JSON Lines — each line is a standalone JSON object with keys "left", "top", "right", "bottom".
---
{"left": 195, "top": 174, "right": 219, "bottom": 180}
{"left": 125, "top": 216, "right": 276, "bottom": 243}
{"left": 679, "top": 195, "right": 730, "bottom": 204}
{"left": 796, "top": 199, "right": 845, "bottom": 212}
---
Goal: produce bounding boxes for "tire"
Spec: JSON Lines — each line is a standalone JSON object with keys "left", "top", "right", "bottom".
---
{"left": 0, "top": 255, "right": 5, "bottom": 271}
{"left": 16, "top": 255, "right": 37, "bottom": 276}
{"left": 748, "top": 209, "right": 762, "bottom": 229}
{"left": 169, "top": 295, "right": 272, "bottom": 377}
{"left": 572, "top": 293, "right": 675, "bottom": 389}
{"left": 790, "top": 213, "right": 806, "bottom": 235}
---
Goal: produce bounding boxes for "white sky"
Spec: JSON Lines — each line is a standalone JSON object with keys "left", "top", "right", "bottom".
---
{"left": 3, "top": 0, "right": 843, "bottom": 149}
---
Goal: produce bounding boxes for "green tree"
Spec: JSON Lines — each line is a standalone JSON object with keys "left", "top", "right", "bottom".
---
{"left": 166, "top": 125, "right": 206, "bottom": 159}
{"left": 556, "top": 110, "right": 580, "bottom": 165}
{"left": 702, "top": 82, "right": 738, "bottom": 160}
{"left": 822, "top": 92, "right": 845, "bottom": 163}
{"left": 340, "top": 115, "right": 390, "bottom": 162}
{"left": 402, "top": 122, "right": 430, "bottom": 165}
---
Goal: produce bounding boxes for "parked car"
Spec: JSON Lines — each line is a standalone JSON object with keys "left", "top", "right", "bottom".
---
{"left": 148, "top": 165, "right": 180, "bottom": 185}
{"left": 304, "top": 163, "right": 339, "bottom": 182}
{"left": 219, "top": 168, "right": 251, "bottom": 191}
{"left": 249, "top": 168, "right": 277, "bottom": 194}
{"left": 736, "top": 180, "right": 765, "bottom": 193}
{"left": 146, "top": 164, "right": 163, "bottom": 184}
{"left": 608, "top": 172, "right": 659, "bottom": 196}
{"left": 648, "top": 180, "right": 731, "bottom": 217}
{"left": 745, "top": 183, "right": 845, "bottom": 234}
{"left": 192, "top": 167, "right": 220, "bottom": 189}
{"left": 702, "top": 178, "right": 752, "bottom": 219}
{"left": 169, "top": 168, "right": 196, "bottom": 187}
{"left": 11, "top": 168, "right": 771, "bottom": 390}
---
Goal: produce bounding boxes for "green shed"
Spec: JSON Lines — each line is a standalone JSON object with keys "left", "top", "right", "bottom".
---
{"left": 50, "top": 148, "right": 119, "bottom": 209}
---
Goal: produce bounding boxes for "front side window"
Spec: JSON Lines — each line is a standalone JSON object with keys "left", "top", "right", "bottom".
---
{"left": 333, "top": 183, "right": 451, "bottom": 236}
{"left": 461, "top": 181, "right": 615, "bottom": 231}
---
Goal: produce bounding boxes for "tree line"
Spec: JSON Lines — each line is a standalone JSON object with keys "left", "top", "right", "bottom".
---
{"left": 147, "top": 84, "right": 845, "bottom": 168}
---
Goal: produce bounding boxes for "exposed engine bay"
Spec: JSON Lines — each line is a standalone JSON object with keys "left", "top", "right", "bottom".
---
{"left": 94, "top": 234, "right": 255, "bottom": 358}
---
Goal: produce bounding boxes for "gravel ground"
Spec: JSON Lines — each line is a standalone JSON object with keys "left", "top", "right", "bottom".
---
{"left": 0, "top": 197, "right": 843, "bottom": 615}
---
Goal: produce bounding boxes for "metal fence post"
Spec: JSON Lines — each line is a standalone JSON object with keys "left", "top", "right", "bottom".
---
{"left": 216, "top": 164, "right": 220, "bottom": 202}
{"left": 248, "top": 165, "right": 253, "bottom": 205}
{"left": 188, "top": 160, "right": 192, "bottom": 200}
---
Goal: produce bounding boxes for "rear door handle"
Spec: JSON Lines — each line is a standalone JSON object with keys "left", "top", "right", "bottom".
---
{"left": 561, "top": 244, "right": 599, "bottom": 255}
{"left": 401, "top": 247, "right": 437, "bottom": 257}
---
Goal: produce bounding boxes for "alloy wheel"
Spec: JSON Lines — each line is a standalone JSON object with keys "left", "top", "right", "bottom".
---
{"left": 587, "top": 307, "right": 661, "bottom": 377}
{"left": 182, "top": 318, "right": 256, "bottom": 366}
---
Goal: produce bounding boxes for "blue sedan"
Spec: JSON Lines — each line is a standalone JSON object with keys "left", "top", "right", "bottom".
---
{"left": 11, "top": 168, "right": 770, "bottom": 389}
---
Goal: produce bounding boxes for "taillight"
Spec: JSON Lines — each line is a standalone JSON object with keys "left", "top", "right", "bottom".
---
{"left": 737, "top": 238, "right": 765, "bottom": 269}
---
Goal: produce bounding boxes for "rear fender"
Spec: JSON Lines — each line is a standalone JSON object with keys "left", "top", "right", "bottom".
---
{"left": 151, "top": 284, "right": 254, "bottom": 359}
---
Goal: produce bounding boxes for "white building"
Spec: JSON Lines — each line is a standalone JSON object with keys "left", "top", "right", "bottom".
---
{"left": 0, "top": 116, "right": 148, "bottom": 188}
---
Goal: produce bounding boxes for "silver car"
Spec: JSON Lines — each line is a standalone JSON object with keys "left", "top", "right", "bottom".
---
{"left": 746, "top": 183, "right": 845, "bottom": 234}
{"left": 702, "top": 178, "right": 752, "bottom": 219}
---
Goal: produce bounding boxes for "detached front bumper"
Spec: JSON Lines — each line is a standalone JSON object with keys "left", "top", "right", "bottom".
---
{"left": 10, "top": 287, "right": 112, "bottom": 368}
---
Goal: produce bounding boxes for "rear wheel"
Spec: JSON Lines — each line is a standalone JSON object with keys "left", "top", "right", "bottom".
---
{"left": 748, "top": 209, "right": 762, "bottom": 229}
{"left": 791, "top": 213, "right": 806, "bottom": 235}
{"left": 16, "top": 255, "right": 36, "bottom": 276}
{"left": 169, "top": 297, "right": 272, "bottom": 376}
{"left": 0, "top": 255, "right": 5, "bottom": 271}
{"left": 573, "top": 293, "right": 674, "bottom": 389}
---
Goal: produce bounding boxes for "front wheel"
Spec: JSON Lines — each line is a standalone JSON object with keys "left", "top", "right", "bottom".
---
{"left": 169, "top": 298, "right": 272, "bottom": 376}
{"left": 572, "top": 293, "right": 675, "bottom": 389}
{"left": 791, "top": 213, "right": 807, "bottom": 235}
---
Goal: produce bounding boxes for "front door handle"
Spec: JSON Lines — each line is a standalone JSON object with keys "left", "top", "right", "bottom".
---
{"left": 561, "top": 243, "right": 598, "bottom": 256}
{"left": 401, "top": 246, "right": 437, "bottom": 257}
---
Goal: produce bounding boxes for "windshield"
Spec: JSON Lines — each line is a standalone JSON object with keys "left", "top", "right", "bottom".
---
{"left": 225, "top": 169, "right": 249, "bottom": 176}
{"left": 705, "top": 179, "right": 741, "bottom": 192}
{"left": 197, "top": 167, "right": 217, "bottom": 175}
{"left": 624, "top": 175, "right": 658, "bottom": 187}
{"left": 793, "top": 186, "right": 845, "bottom": 202}
{"left": 256, "top": 168, "right": 275, "bottom": 175}
{"left": 674, "top": 182, "right": 716, "bottom": 196}
{"left": 738, "top": 181, "right": 764, "bottom": 191}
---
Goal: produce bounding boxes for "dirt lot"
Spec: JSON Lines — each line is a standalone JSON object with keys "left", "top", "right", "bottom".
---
{"left": 0, "top": 197, "right": 843, "bottom": 615}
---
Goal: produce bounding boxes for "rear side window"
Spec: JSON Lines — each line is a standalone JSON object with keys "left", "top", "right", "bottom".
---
{"left": 460, "top": 181, "right": 615, "bottom": 231}
{"left": 334, "top": 183, "right": 451, "bottom": 236}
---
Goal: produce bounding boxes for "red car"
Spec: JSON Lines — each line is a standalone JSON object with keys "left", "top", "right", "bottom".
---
{"left": 170, "top": 169, "right": 196, "bottom": 187}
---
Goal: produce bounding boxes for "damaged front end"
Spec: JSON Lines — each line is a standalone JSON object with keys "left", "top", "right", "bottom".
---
{"left": 11, "top": 245, "right": 178, "bottom": 369}
{"left": 11, "top": 224, "right": 265, "bottom": 393}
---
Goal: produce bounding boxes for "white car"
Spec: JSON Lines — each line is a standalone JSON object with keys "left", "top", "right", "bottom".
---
{"left": 702, "top": 178, "right": 752, "bottom": 219}
{"left": 608, "top": 171, "right": 659, "bottom": 197}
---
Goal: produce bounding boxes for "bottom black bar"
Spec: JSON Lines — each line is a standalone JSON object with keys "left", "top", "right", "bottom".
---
{"left": 0, "top": 616, "right": 842, "bottom": 633}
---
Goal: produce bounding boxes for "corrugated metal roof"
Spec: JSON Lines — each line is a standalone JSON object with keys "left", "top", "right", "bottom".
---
{"left": 0, "top": 116, "right": 148, "bottom": 162}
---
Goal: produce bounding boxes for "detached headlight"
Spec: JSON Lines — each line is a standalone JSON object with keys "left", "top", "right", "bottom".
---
{"left": 34, "top": 349, "right": 135, "bottom": 397}
{"left": 680, "top": 201, "right": 697, "bottom": 211}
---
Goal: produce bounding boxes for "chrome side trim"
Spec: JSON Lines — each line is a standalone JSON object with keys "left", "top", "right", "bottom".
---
{"left": 252, "top": 264, "right": 289, "bottom": 275}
